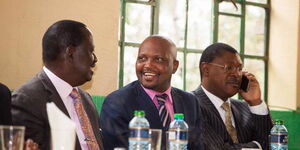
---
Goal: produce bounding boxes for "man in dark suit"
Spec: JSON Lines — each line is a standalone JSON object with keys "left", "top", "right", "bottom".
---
{"left": 100, "top": 35, "right": 202, "bottom": 150}
{"left": 192, "top": 43, "right": 273, "bottom": 150}
{"left": 11, "top": 20, "right": 103, "bottom": 150}
{"left": 0, "top": 82, "right": 12, "bottom": 125}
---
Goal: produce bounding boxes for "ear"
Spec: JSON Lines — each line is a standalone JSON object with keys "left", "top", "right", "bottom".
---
{"left": 65, "top": 46, "right": 76, "bottom": 62}
{"left": 201, "top": 63, "right": 209, "bottom": 77}
{"left": 172, "top": 60, "right": 179, "bottom": 74}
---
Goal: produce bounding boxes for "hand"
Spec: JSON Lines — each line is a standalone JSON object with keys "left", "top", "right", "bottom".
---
{"left": 24, "top": 139, "right": 39, "bottom": 150}
{"left": 239, "top": 72, "right": 262, "bottom": 106}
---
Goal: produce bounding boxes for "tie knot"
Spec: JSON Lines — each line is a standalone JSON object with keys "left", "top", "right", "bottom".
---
{"left": 70, "top": 88, "right": 81, "bottom": 100}
{"left": 221, "top": 102, "right": 230, "bottom": 111}
{"left": 156, "top": 94, "right": 168, "bottom": 105}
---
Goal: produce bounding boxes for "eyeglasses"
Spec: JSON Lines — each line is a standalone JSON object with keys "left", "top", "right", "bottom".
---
{"left": 205, "top": 62, "right": 243, "bottom": 73}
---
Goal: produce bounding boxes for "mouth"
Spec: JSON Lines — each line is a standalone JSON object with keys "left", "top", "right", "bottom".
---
{"left": 226, "top": 79, "right": 240, "bottom": 88}
{"left": 142, "top": 70, "right": 158, "bottom": 81}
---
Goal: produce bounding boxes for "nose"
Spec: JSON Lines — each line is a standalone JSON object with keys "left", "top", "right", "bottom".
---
{"left": 92, "top": 53, "right": 98, "bottom": 64}
{"left": 230, "top": 67, "right": 242, "bottom": 77}
{"left": 143, "top": 58, "right": 153, "bottom": 68}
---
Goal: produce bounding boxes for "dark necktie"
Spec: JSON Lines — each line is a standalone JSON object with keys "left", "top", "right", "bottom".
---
{"left": 221, "top": 102, "right": 239, "bottom": 143}
{"left": 156, "top": 94, "right": 171, "bottom": 129}
{"left": 69, "top": 89, "right": 100, "bottom": 150}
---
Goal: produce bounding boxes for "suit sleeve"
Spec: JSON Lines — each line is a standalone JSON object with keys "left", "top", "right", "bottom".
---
{"left": 251, "top": 113, "right": 273, "bottom": 149}
{"left": 11, "top": 92, "right": 50, "bottom": 150}
{"left": 100, "top": 95, "right": 131, "bottom": 150}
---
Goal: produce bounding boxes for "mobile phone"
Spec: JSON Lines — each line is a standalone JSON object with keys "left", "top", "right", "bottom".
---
{"left": 240, "top": 75, "right": 249, "bottom": 92}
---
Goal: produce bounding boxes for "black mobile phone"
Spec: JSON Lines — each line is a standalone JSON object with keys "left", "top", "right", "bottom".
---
{"left": 240, "top": 75, "right": 249, "bottom": 92}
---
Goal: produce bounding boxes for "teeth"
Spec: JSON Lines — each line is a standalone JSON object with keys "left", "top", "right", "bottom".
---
{"left": 144, "top": 72, "right": 156, "bottom": 76}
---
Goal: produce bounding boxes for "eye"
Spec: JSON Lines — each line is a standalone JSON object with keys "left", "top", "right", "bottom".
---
{"left": 156, "top": 57, "right": 165, "bottom": 63}
{"left": 225, "top": 65, "right": 234, "bottom": 71}
{"left": 238, "top": 66, "right": 243, "bottom": 71}
{"left": 137, "top": 56, "right": 147, "bottom": 62}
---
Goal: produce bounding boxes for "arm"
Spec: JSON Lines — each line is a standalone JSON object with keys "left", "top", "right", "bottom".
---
{"left": 11, "top": 92, "right": 50, "bottom": 150}
{"left": 239, "top": 72, "right": 273, "bottom": 149}
{"left": 99, "top": 95, "right": 131, "bottom": 150}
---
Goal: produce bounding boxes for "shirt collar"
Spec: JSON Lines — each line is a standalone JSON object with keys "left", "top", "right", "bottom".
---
{"left": 43, "top": 66, "right": 75, "bottom": 99}
{"left": 141, "top": 84, "right": 173, "bottom": 103}
{"left": 201, "top": 85, "right": 231, "bottom": 108}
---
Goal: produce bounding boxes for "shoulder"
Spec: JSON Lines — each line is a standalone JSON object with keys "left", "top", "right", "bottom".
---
{"left": 12, "top": 72, "right": 50, "bottom": 106}
{"left": 105, "top": 81, "right": 140, "bottom": 101}
{"left": 171, "top": 87, "right": 198, "bottom": 103}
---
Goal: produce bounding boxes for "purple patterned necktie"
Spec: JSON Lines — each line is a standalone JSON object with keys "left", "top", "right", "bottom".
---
{"left": 156, "top": 94, "right": 171, "bottom": 129}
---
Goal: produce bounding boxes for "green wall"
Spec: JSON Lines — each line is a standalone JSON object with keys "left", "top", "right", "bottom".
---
{"left": 270, "top": 110, "right": 300, "bottom": 150}
{"left": 92, "top": 96, "right": 300, "bottom": 149}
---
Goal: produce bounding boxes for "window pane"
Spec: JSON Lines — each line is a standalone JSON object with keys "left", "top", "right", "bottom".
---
{"left": 187, "top": 0, "right": 212, "bottom": 50}
{"left": 159, "top": 0, "right": 186, "bottom": 48}
{"left": 125, "top": 3, "right": 151, "bottom": 43}
{"left": 219, "top": 1, "right": 241, "bottom": 15}
{"left": 186, "top": 53, "right": 201, "bottom": 91}
{"left": 246, "top": 0, "right": 267, "bottom": 4}
{"left": 123, "top": 46, "right": 138, "bottom": 85}
{"left": 244, "top": 59, "right": 265, "bottom": 99}
{"left": 218, "top": 15, "right": 241, "bottom": 52}
{"left": 172, "top": 52, "right": 184, "bottom": 89}
{"left": 245, "top": 6, "right": 266, "bottom": 56}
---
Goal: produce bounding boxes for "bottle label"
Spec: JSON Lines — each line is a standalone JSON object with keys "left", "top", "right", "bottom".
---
{"left": 168, "top": 129, "right": 188, "bottom": 142}
{"left": 270, "top": 133, "right": 288, "bottom": 144}
{"left": 129, "top": 127, "right": 150, "bottom": 140}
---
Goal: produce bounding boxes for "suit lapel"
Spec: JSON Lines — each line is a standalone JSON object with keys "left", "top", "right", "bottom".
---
{"left": 193, "top": 87, "right": 232, "bottom": 142}
{"left": 193, "top": 87, "right": 222, "bottom": 120}
{"left": 135, "top": 83, "right": 162, "bottom": 129}
{"left": 38, "top": 70, "right": 82, "bottom": 149}
{"left": 38, "top": 70, "right": 69, "bottom": 117}
{"left": 171, "top": 89, "right": 184, "bottom": 114}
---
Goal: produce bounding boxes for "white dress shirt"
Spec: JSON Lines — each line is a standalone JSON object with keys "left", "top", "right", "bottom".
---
{"left": 201, "top": 85, "right": 267, "bottom": 149}
{"left": 43, "top": 66, "right": 89, "bottom": 150}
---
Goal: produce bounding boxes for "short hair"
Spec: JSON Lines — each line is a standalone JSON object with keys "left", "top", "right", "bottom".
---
{"left": 200, "top": 42, "right": 238, "bottom": 79}
{"left": 42, "top": 20, "right": 87, "bottom": 64}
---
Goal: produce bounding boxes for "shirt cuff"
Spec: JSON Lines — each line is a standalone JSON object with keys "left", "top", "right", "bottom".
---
{"left": 249, "top": 101, "right": 268, "bottom": 115}
{"left": 252, "top": 141, "right": 263, "bottom": 150}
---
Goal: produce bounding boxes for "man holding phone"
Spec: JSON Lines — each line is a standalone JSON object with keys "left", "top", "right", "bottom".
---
{"left": 192, "top": 43, "right": 272, "bottom": 149}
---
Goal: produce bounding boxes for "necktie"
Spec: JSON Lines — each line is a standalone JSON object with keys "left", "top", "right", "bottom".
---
{"left": 70, "top": 89, "right": 100, "bottom": 150}
{"left": 156, "top": 94, "right": 171, "bottom": 129}
{"left": 221, "top": 102, "right": 239, "bottom": 143}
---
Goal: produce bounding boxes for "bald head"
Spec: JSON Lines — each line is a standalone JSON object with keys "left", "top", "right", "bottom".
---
{"left": 140, "top": 35, "right": 177, "bottom": 60}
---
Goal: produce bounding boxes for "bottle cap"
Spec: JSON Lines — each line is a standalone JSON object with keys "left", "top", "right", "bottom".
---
{"left": 275, "top": 119, "right": 284, "bottom": 124}
{"left": 174, "top": 113, "right": 184, "bottom": 119}
{"left": 134, "top": 110, "right": 145, "bottom": 116}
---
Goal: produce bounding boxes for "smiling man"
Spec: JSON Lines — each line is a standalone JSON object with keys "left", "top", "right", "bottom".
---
{"left": 192, "top": 43, "right": 272, "bottom": 150}
{"left": 11, "top": 20, "right": 103, "bottom": 150}
{"left": 100, "top": 35, "right": 202, "bottom": 150}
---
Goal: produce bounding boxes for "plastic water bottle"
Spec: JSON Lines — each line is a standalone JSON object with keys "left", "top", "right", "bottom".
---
{"left": 168, "top": 113, "right": 188, "bottom": 150}
{"left": 129, "top": 110, "right": 150, "bottom": 150}
{"left": 270, "top": 120, "right": 288, "bottom": 150}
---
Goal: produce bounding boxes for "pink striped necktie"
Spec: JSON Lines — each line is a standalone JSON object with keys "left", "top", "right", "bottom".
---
{"left": 156, "top": 94, "right": 171, "bottom": 129}
{"left": 69, "top": 89, "right": 100, "bottom": 150}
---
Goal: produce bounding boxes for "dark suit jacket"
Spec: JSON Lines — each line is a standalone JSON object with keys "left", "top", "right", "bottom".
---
{"left": 100, "top": 80, "right": 202, "bottom": 150}
{"left": 192, "top": 87, "right": 273, "bottom": 150}
{"left": 0, "top": 83, "right": 12, "bottom": 125}
{"left": 11, "top": 70, "right": 103, "bottom": 150}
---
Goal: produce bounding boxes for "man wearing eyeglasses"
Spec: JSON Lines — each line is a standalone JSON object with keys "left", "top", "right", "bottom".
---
{"left": 192, "top": 43, "right": 272, "bottom": 150}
